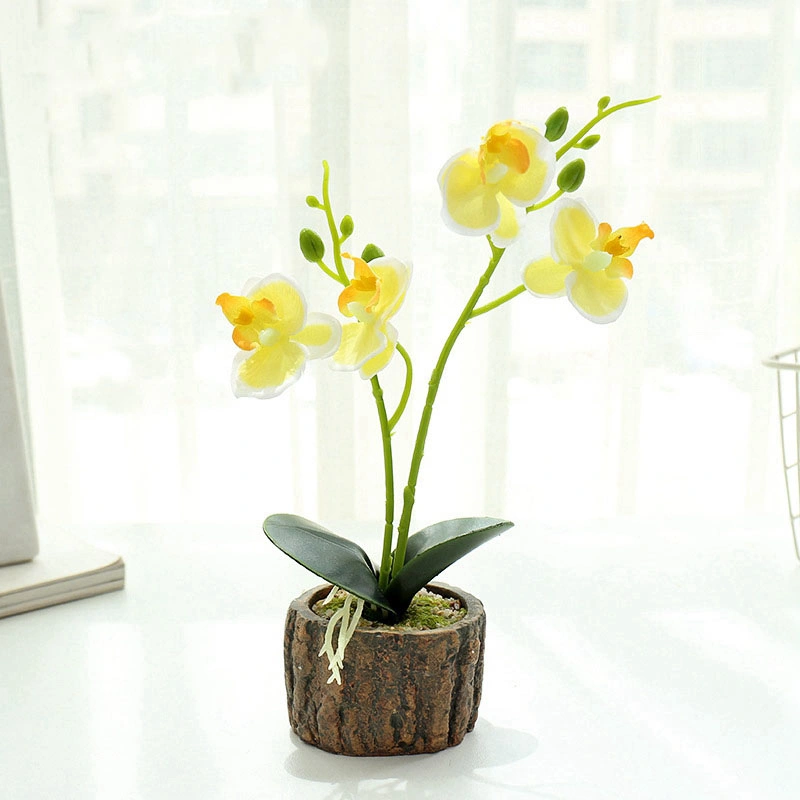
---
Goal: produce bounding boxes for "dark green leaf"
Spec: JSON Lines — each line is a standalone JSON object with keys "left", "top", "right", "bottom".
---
{"left": 557, "top": 158, "right": 585, "bottom": 193}
{"left": 263, "top": 514, "right": 393, "bottom": 612}
{"left": 361, "top": 243, "right": 384, "bottom": 263}
{"left": 386, "top": 517, "right": 513, "bottom": 613}
{"left": 299, "top": 228, "right": 325, "bottom": 262}
{"left": 545, "top": 107, "right": 569, "bottom": 142}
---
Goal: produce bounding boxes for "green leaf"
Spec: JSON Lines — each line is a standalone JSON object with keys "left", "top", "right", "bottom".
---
{"left": 263, "top": 514, "right": 393, "bottom": 612}
{"left": 299, "top": 228, "right": 325, "bottom": 262}
{"left": 385, "top": 517, "right": 513, "bottom": 613}
{"left": 361, "top": 243, "right": 384, "bottom": 263}
{"left": 545, "top": 106, "right": 569, "bottom": 142}
{"left": 576, "top": 134, "right": 600, "bottom": 150}
{"left": 556, "top": 158, "right": 585, "bottom": 193}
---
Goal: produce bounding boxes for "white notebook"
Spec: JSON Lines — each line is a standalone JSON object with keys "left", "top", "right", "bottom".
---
{"left": 0, "top": 538, "right": 124, "bottom": 619}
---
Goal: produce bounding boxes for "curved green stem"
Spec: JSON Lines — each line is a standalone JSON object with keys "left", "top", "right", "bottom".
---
{"left": 315, "top": 258, "right": 345, "bottom": 285}
{"left": 388, "top": 342, "right": 413, "bottom": 432}
{"left": 527, "top": 189, "right": 563, "bottom": 214}
{"left": 556, "top": 94, "right": 660, "bottom": 160}
{"left": 371, "top": 375, "right": 396, "bottom": 592}
{"left": 392, "top": 238, "right": 506, "bottom": 578}
{"left": 321, "top": 160, "right": 349, "bottom": 284}
{"left": 470, "top": 284, "right": 525, "bottom": 319}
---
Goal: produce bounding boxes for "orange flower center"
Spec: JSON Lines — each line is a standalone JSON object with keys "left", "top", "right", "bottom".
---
{"left": 478, "top": 124, "right": 530, "bottom": 184}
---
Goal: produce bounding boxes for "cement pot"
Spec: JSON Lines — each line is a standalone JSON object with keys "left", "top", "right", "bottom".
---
{"left": 283, "top": 583, "right": 486, "bottom": 756}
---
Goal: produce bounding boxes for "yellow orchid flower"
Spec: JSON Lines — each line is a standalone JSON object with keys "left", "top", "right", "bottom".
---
{"left": 438, "top": 121, "right": 556, "bottom": 245}
{"left": 522, "top": 198, "right": 653, "bottom": 324}
{"left": 216, "top": 274, "right": 341, "bottom": 398}
{"left": 332, "top": 254, "right": 411, "bottom": 380}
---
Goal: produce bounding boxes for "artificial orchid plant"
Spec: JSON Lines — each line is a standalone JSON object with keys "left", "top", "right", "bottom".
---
{"left": 217, "top": 94, "right": 657, "bottom": 679}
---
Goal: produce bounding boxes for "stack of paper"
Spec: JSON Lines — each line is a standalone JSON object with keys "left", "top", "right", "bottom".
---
{"left": 0, "top": 539, "right": 124, "bottom": 619}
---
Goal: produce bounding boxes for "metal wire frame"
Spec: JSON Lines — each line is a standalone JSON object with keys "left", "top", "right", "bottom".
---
{"left": 764, "top": 346, "right": 800, "bottom": 561}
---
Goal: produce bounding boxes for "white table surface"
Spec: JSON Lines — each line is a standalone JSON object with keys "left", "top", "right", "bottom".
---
{"left": 2, "top": 515, "right": 799, "bottom": 800}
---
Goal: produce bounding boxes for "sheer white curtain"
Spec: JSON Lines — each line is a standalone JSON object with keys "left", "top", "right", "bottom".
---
{"left": 1, "top": 0, "right": 796, "bottom": 535}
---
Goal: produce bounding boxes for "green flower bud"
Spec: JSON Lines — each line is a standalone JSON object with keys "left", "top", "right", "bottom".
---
{"left": 306, "top": 195, "right": 321, "bottom": 208}
{"left": 557, "top": 159, "right": 586, "bottom": 193}
{"left": 361, "top": 243, "right": 384, "bottom": 263}
{"left": 340, "top": 215, "right": 354, "bottom": 238}
{"left": 545, "top": 106, "right": 569, "bottom": 142}
{"left": 597, "top": 96, "right": 611, "bottom": 112}
{"left": 299, "top": 228, "right": 325, "bottom": 262}
{"left": 576, "top": 134, "right": 601, "bottom": 150}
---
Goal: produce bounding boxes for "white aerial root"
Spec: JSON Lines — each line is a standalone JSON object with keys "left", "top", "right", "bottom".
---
{"left": 318, "top": 589, "right": 365, "bottom": 685}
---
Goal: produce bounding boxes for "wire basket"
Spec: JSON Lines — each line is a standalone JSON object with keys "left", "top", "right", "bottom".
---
{"left": 764, "top": 346, "right": 800, "bottom": 560}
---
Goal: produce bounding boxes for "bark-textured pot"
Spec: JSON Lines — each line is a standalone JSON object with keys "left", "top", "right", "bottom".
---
{"left": 284, "top": 583, "right": 486, "bottom": 756}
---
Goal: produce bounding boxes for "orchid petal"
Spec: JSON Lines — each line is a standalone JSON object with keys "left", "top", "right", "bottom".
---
{"left": 494, "top": 123, "right": 556, "bottom": 206}
{"left": 606, "top": 257, "right": 634, "bottom": 280}
{"left": 491, "top": 195, "right": 525, "bottom": 247}
{"left": 522, "top": 257, "right": 572, "bottom": 297}
{"left": 232, "top": 341, "right": 306, "bottom": 399}
{"left": 338, "top": 256, "right": 379, "bottom": 317}
{"left": 359, "top": 323, "right": 398, "bottom": 379}
{"left": 565, "top": 270, "right": 628, "bottom": 324}
{"left": 232, "top": 325, "right": 259, "bottom": 351}
{"left": 551, "top": 199, "right": 597, "bottom": 268}
{"left": 331, "top": 322, "right": 386, "bottom": 372}
{"left": 216, "top": 293, "right": 254, "bottom": 325}
{"left": 292, "top": 312, "right": 342, "bottom": 360}
{"left": 368, "top": 257, "right": 412, "bottom": 321}
{"left": 245, "top": 274, "right": 307, "bottom": 336}
{"left": 603, "top": 223, "right": 654, "bottom": 257}
{"left": 438, "top": 150, "right": 502, "bottom": 236}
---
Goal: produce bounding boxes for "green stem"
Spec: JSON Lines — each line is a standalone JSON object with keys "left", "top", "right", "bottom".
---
{"left": 392, "top": 238, "right": 506, "bottom": 578}
{"left": 526, "top": 189, "right": 563, "bottom": 214}
{"left": 556, "top": 95, "right": 661, "bottom": 160}
{"left": 371, "top": 376, "right": 396, "bottom": 592}
{"left": 388, "top": 342, "right": 413, "bottom": 432}
{"left": 315, "top": 258, "right": 345, "bottom": 286}
{"left": 470, "top": 284, "right": 525, "bottom": 319}
{"left": 321, "top": 160, "right": 349, "bottom": 284}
